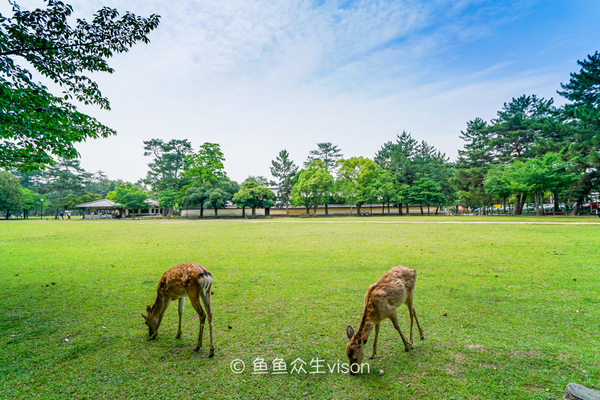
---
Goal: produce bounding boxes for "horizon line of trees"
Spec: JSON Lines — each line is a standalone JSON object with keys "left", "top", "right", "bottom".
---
{"left": 1, "top": 51, "right": 599, "bottom": 218}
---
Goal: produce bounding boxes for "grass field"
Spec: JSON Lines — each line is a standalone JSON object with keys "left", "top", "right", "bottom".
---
{"left": 1, "top": 216, "right": 599, "bottom": 399}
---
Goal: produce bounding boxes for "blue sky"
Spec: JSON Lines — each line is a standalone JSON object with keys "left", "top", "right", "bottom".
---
{"left": 4, "top": 0, "right": 600, "bottom": 183}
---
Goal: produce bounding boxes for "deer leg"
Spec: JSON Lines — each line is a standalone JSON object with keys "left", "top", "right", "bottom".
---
{"left": 200, "top": 290, "right": 214, "bottom": 358}
{"left": 176, "top": 298, "right": 185, "bottom": 339}
{"left": 369, "top": 323, "right": 380, "bottom": 359}
{"left": 412, "top": 306, "right": 424, "bottom": 341}
{"left": 189, "top": 293, "right": 206, "bottom": 352}
{"left": 406, "top": 298, "right": 414, "bottom": 348}
{"left": 406, "top": 290, "right": 424, "bottom": 341}
{"left": 389, "top": 313, "right": 410, "bottom": 352}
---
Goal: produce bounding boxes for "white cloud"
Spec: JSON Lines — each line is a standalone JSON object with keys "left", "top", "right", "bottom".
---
{"left": 2, "top": 0, "right": 584, "bottom": 183}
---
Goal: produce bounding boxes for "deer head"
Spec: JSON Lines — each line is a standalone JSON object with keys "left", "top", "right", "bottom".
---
{"left": 345, "top": 325, "right": 367, "bottom": 375}
{"left": 141, "top": 305, "right": 158, "bottom": 337}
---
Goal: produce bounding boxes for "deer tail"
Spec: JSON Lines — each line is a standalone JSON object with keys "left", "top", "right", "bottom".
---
{"left": 202, "top": 273, "right": 212, "bottom": 296}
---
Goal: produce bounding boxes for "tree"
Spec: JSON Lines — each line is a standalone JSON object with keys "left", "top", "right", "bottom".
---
{"left": 375, "top": 132, "right": 420, "bottom": 213}
{"left": 112, "top": 184, "right": 148, "bottom": 211}
{"left": 44, "top": 158, "right": 89, "bottom": 217}
{"left": 304, "top": 142, "right": 343, "bottom": 174}
{"left": 557, "top": 51, "right": 600, "bottom": 215}
{"left": 183, "top": 181, "right": 211, "bottom": 217}
{"left": 0, "top": 170, "right": 22, "bottom": 218}
{"left": 366, "top": 168, "right": 396, "bottom": 215}
{"left": 0, "top": 1, "right": 160, "bottom": 171}
{"left": 144, "top": 139, "right": 193, "bottom": 191}
{"left": 270, "top": 149, "right": 298, "bottom": 216}
{"left": 484, "top": 153, "right": 579, "bottom": 216}
{"left": 203, "top": 179, "right": 238, "bottom": 217}
{"left": 158, "top": 189, "right": 179, "bottom": 216}
{"left": 183, "top": 143, "right": 227, "bottom": 183}
{"left": 336, "top": 157, "right": 377, "bottom": 215}
{"left": 558, "top": 51, "right": 600, "bottom": 107}
{"left": 409, "top": 178, "right": 444, "bottom": 215}
{"left": 451, "top": 118, "right": 493, "bottom": 212}
{"left": 232, "top": 181, "right": 274, "bottom": 217}
{"left": 290, "top": 167, "right": 334, "bottom": 216}
{"left": 20, "top": 186, "right": 42, "bottom": 217}
{"left": 54, "top": 192, "right": 100, "bottom": 211}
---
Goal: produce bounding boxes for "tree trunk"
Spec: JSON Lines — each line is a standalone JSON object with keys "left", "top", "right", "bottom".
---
{"left": 382, "top": 204, "right": 385, "bottom": 215}
{"left": 519, "top": 193, "right": 528, "bottom": 215}
{"left": 406, "top": 203, "right": 409, "bottom": 215}
{"left": 325, "top": 203, "right": 328, "bottom": 216}
{"left": 427, "top": 204, "right": 430, "bottom": 215}
{"left": 535, "top": 191, "right": 542, "bottom": 216}
{"left": 419, "top": 204, "right": 423, "bottom": 215}
{"left": 305, "top": 204, "right": 310, "bottom": 215}
{"left": 570, "top": 196, "right": 583, "bottom": 216}
{"left": 435, "top": 206, "right": 439, "bottom": 215}
{"left": 242, "top": 206, "right": 245, "bottom": 217}
{"left": 286, "top": 201, "right": 289, "bottom": 216}
{"left": 350, "top": 205, "right": 353, "bottom": 216}
{"left": 553, "top": 190, "right": 559, "bottom": 212}
{"left": 387, "top": 203, "right": 390, "bottom": 215}
{"left": 214, "top": 207, "right": 218, "bottom": 217}
{"left": 513, "top": 193, "right": 521, "bottom": 216}
{"left": 252, "top": 207, "right": 256, "bottom": 217}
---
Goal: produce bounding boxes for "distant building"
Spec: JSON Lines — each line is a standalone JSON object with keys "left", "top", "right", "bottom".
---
{"left": 75, "top": 199, "right": 165, "bottom": 219}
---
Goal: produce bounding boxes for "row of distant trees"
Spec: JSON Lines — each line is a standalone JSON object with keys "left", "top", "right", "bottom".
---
{"left": 137, "top": 50, "right": 600, "bottom": 218}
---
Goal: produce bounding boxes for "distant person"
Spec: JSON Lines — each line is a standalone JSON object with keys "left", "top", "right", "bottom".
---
{"left": 60, "top": 211, "right": 64, "bottom": 220}
{"left": 597, "top": 209, "right": 600, "bottom": 218}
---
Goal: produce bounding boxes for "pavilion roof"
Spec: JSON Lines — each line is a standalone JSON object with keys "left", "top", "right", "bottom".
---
{"left": 75, "top": 199, "right": 121, "bottom": 208}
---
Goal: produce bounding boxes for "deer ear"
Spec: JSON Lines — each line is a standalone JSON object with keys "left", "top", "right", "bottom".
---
{"left": 346, "top": 326, "right": 354, "bottom": 340}
{"left": 146, "top": 305, "right": 152, "bottom": 314}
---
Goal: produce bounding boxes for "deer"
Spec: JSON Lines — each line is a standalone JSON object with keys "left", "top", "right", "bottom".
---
{"left": 345, "top": 265, "right": 424, "bottom": 374}
{"left": 141, "top": 263, "right": 214, "bottom": 357}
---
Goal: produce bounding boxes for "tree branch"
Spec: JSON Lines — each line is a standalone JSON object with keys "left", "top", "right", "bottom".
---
{"left": 0, "top": 40, "right": 103, "bottom": 57}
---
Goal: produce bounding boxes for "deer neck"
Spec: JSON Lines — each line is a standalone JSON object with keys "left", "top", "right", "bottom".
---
{"left": 150, "top": 293, "right": 168, "bottom": 319}
{"left": 355, "top": 310, "right": 375, "bottom": 339}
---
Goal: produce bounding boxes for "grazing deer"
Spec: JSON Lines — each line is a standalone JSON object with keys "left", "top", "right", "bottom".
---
{"left": 141, "top": 263, "right": 214, "bottom": 357}
{"left": 346, "top": 265, "right": 424, "bottom": 374}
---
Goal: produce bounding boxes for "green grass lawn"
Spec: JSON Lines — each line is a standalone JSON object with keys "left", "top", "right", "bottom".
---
{"left": 1, "top": 216, "right": 599, "bottom": 399}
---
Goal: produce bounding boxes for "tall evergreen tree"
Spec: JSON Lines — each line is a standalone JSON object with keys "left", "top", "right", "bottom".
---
{"left": 557, "top": 51, "right": 600, "bottom": 215}
{"left": 304, "top": 142, "right": 343, "bottom": 173}
{"left": 143, "top": 139, "right": 192, "bottom": 192}
{"left": 270, "top": 149, "right": 298, "bottom": 215}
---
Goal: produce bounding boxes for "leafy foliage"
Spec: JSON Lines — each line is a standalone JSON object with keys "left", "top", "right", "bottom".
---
{"left": 232, "top": 181, "right": 274, "bottom": 217}
{"left": 111, "top": 184, "right": 148, "bottom": 210}
{"left": 290, "top": 166, "right": 334, "bottom": 215}
{"left": 143, "top": 139, "right": 192, "bottom": 192}
{"left": 183, "top": 142, "right": 227, "bottom": 183}
{"left": 0, "top": 1, "right": 160, "bottom": 170}
{"left": 336, "top": 156, "right": 377, "bottom": 214}
{"left": 0, "top": 170, "right": 22, "bottom": 216}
